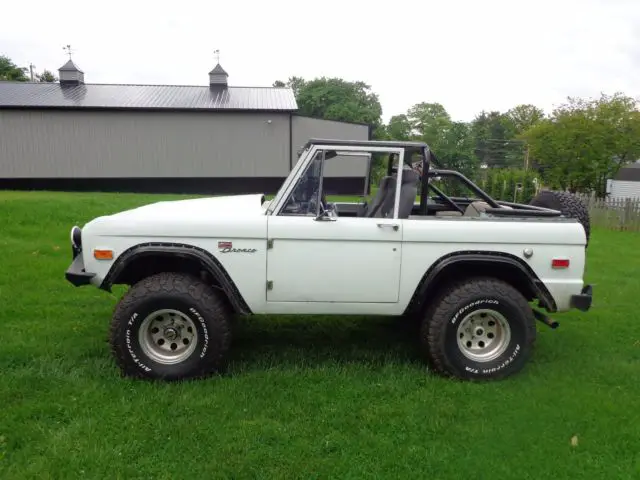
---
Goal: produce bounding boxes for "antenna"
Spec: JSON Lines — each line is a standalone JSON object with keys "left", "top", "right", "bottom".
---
{"left": 63, "top": 44, "right": 74, "bottom": 60}
{"left": 214, "top": 49, "right": 220, "bottom": 64}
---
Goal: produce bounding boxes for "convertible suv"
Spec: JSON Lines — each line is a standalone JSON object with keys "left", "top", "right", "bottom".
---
{"left": 65, "top": 139, "right": 593, "bottom": 382}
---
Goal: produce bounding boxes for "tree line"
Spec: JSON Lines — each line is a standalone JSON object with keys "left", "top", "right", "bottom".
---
{"left": 0, "top": 55, "right": 57, "bottom": 83}
{"left": 275, "top": 76, "right": 640, "bottom": 198}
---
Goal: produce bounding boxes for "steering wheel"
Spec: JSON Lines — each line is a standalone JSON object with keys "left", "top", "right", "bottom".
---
{"left": 307, "top": 190, "right": 338, "bottom": 217}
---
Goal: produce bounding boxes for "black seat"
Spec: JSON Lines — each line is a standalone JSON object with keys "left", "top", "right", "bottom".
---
{"left": 378, "top": 168, "right": 420, "bottom": 219}
{"left": 365, "top": 176, "right": 395, "bottom": 217}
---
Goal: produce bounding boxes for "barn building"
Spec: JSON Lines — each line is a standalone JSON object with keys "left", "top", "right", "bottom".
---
{"left": 607, "top": 161, "right": 640, "bottom": 200}
{"left": 0, "top": 59, "right": 370, "bottom": 195}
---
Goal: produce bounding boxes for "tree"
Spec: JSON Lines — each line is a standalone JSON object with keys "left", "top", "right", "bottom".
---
{"left": 36, "top": 69, "right": 57, "bottom": 83}
{"left": 436, "top": 121, "right": 479, "bottom": 178}
{"left": 394, "top": 102, "right": 478, "bottom": 177}
{"left": 523, "top": 93, "right": 640, "bottom": 195}
{"left": 0, "top": 55, "right": 28, "bottom": 81}
{"left": 406, "top": 102, "right": 451, "bottom": 150}
{"left": 506, "top": 104, "right": 545, "bottom": 135}
{"left": 385, "top": 114, "right": 413, "bottom": 141}
{"left": 273, "top": 76, "right": 306, "bottom": 96}
{"left": 290, "top": 77, "right": 384, "bottom": 138}
{"left": 273, "top": 76, "right": 385, "bottom": 138}
{"left": 471, "top": 111, "right": 523, "bottom": 168}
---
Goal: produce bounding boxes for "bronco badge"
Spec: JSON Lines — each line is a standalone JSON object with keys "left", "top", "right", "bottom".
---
{"left": 218, "top": 241, "right": 257, "bottom": 254}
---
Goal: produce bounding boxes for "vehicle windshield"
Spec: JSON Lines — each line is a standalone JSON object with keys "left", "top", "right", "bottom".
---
{"left": 265, "top": 147, "right": 315, "bottom": 215}
{"left": 280, "top": 151, "right": 324, "bottom": 216}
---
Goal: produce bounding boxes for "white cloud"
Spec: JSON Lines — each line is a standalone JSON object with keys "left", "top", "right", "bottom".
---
{"left": 2, "top": 0, "right": 639, "bottom": 122}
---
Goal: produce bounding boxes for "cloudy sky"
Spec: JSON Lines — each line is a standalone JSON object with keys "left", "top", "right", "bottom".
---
{"left": 2, "top": 0, "right": 639, "bottom": 122}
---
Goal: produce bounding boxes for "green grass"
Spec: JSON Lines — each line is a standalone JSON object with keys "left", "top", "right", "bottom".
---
{"left": 1, "top": 190, "right": 640, "bottom": 479}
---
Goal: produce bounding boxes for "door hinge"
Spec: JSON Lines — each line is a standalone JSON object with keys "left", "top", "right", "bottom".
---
{"left": 267, "top": 239, "right": 274, "bottom": 249}
{"left": 266, "top": 280, "right": 273, "bottom": 291}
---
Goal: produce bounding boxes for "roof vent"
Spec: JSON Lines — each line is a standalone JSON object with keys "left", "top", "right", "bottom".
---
{"left": 58, "top": 59, "right": 84, "bottom": 86}
{"left": 209, "top": 63, "right": 228, "bottom": 88}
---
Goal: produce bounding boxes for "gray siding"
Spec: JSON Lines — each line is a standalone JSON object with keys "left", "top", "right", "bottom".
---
{"left": 291, "top": 116, "right": 370, "bottom": 178}
{"left": 0, "top": 110, "right": 290, "bottom": 178}
{"left": 609, "top": 180, "right": 640, "bottom": 199}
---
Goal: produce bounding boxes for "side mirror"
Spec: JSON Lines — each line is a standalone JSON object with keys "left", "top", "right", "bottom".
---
{"left": 314, "top": 211, "right": 336, "bottom": 222}
{"left": 314, "top": 205, "right": 337, "bottom": 222}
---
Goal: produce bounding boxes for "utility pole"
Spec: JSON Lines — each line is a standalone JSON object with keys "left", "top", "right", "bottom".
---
{"left": 29, "top": 63, "right": 35, "bottom": 82}
{"left": 524, "top": 144, "right": 530, "bottom": 171}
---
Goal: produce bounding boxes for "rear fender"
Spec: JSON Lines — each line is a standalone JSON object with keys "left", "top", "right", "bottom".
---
{"left": 404, "top": 251, "right": 556, "bottom": 316}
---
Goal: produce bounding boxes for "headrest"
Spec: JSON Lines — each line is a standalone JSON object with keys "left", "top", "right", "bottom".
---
{"left": 400, "top": 168, "right": 420, "bottom": 185}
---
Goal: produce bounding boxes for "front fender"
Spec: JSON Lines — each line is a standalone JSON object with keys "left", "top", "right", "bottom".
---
{"left": 101, "top": 242, "right": 252, "bottom": 315}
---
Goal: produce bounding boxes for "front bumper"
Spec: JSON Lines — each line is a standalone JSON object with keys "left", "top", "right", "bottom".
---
{"left": 65, "top": 253, "right": 95, "bottom": 287}
{"left": 570, "top": 284, "right": 593, "bottom": 312}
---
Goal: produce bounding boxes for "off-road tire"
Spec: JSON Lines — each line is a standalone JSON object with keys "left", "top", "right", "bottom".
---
{"left": 529, "top": 190, "right": 590, "bottom": 246}
{"left": 420, "top": 277, "right": 536, "bottom": 381}
{"left": 109, "top": 272, "right": 232, "bottom": 381}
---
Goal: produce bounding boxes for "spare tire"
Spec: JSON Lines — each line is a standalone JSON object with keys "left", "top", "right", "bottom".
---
{"left": 529, "top": 190, "right": 590, "bottom": 246}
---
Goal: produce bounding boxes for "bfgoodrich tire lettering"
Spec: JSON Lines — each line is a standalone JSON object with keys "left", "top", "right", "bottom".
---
{"left": 421, "top": 277, "right": 536, "bottom": 381}
{"left": 109, "top": 272, "right": 232, "bottom": 381}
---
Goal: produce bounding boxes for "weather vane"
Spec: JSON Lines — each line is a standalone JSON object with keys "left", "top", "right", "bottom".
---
{"left": 63, "top": 44, "right": 73, "bottom": 60}
{"left": 214, "top": 49, "right": 220, "bottom": 64}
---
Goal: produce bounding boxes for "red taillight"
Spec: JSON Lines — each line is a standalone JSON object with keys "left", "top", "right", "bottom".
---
{"left": 552, "top": 258, "right": 570, "bottom": 269}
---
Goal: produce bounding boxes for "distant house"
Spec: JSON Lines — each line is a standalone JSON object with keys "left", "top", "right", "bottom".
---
{"left": 607, "top": 161, "right": 640, "bottom": 200}
{"left": 0, "top": 58, "right": 371, "bottom": 195}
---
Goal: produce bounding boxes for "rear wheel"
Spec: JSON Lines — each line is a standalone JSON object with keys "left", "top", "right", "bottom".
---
{"left": 109, "top": 272, "right": 232, "bottom": 381}
{"left": 529, "top": 190, "right": 590, "bottom": 246}
{"left": 420, "top": 277, "right": 536, "bottom": 381}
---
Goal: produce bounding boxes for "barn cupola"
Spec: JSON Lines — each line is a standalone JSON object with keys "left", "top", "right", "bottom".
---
{"left": 209, "top": 63, "right": 228, "bottom": 88}
{"left": 58, "top": 46, "right": 84, "bottom": 86}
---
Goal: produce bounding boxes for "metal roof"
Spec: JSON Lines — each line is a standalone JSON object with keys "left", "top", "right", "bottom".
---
{"left": 0, "top": 82, "right": 298, "bottom": 112}
{"left": 208, "top": 64, "right": 228, "bottom": 76}
{"left": 615, "top": 162, "right": 640, "bottom": 181}
{"left": 58, "top": 59, "right": 83, "bottom": 73}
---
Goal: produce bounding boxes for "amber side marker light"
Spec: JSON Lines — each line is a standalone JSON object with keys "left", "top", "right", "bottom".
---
{"left": 94, "top": 249, "right": 114, "bottom": 260}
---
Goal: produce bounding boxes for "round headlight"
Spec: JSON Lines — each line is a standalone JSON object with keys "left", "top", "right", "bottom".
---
{"left": 70, "top": 226, "right": 82, "bottom": 248}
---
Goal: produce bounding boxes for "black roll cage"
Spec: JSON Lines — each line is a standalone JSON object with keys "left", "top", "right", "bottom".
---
{"left": 302, "top": 138, "right": 561, "bottom": 218}
{"left": 383, "top": 145, "right": 561, "bottom": 218}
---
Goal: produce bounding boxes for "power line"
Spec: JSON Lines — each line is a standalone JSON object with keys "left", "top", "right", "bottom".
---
{"left": 481, "top": 138, "right": 528, "bottom": 143}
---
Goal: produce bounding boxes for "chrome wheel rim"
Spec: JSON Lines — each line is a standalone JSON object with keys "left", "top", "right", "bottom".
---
{"left": 456, "top": 309, "right": 511, "bottom": 363}
{"left": 138, "top": 309, "right": 198, "bottom": 365}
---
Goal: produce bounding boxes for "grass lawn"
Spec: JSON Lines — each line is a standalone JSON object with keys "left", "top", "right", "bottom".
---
{"left": 1, "top": 190, "right": 639, "bottom": 479}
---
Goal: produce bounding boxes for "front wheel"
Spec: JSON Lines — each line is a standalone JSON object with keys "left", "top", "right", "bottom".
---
{"left": 420, "top": 278, "right": 536, "bottom": 381}
{"left": 109, "top": 272, "right": 232, "bottom": 381}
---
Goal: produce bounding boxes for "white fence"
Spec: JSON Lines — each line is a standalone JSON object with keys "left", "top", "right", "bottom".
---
{"left": 576, "top": 194, "right": 640, "bottom": 232}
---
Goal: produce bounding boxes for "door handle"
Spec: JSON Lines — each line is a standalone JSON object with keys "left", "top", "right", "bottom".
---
{"left": 377, "top": 223, "right": 399, "bottom": 231}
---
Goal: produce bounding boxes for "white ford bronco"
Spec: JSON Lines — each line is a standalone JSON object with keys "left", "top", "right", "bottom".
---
{"left": 65, "top": 139, "right": 593, "bottom": 382}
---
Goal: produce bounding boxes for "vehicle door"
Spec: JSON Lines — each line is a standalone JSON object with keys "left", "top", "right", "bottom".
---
{"left": 265, "top": 149, "right": 403, "bottom": 303}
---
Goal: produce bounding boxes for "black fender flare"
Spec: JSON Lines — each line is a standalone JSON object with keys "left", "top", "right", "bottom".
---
{"left": 404, "top": 251, "right": 557, "bottom": 315}
{"left": 100, "top": 242, "right": 252, "bottom": 315}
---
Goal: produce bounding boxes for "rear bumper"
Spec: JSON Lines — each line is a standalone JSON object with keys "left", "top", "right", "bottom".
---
{"left": 65, "top": 253, "right": 95, "bottom": 287}
{"left": 570, "top": 284, "right": 593, "bottom": 312}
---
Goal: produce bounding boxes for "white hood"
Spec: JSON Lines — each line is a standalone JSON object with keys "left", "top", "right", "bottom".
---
{"left": 115, "top": 194, "right": 266, "bottom": 218}
{"left": 84, "top": 194, "right": 267, "bottom": 236}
